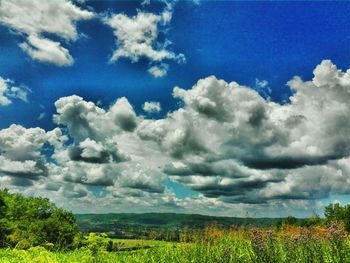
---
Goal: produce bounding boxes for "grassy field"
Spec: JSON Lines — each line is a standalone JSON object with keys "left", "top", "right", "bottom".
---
{"left": 0, "top": 225, "right": 349, "bottom": 263}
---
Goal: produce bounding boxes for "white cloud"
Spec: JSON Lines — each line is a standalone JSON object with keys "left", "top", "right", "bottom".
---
{"left": 0, "top": 79, "right": 12, "bottom": 106}
{"left": 139, "top": 60, "right": 350, "bottom": 204}
{"left": 104, "top": 2, "right": 185, "bottom": 77}
{"left": 0, "top": 124, "right": 48, "bottom": 177}
{"left": 161, "top": 9, "right": 172, "bottom": 25}
{"left": 19, "top": 34, "right": 74, "bottom": 66}
{"left": 79, "top": 138, "right": 105, "bottom": 159}
{"left": 51, "top": 95, "right": 167, "bottom": 195}
{"left": 0, "top": 0, "right": 94, "bottom": 66}
{"left": 105, "top": 12, "right": 170, "bottom": 63}
{"left": 110, "top": 97, "right": 138, "bottom": 132}
{"left": 0, "top": 157, "right": 39, "bottom": 177}
{"left": 143, "top": 101, "right": 161, "bottom": 113}
{"left": 0, "top": 77, "right": 29, "bottom": 106}
{"left": 148, "top": 63, "right": 169, "bottom": 78}
{"left": 53, "top": 95, "right": 109, "bottom": 141}
{"left": 141, "top": 0, "right": 151, "bottom": 6}
{"left": 2, "top": 60, "right": 350, "bottom": 216}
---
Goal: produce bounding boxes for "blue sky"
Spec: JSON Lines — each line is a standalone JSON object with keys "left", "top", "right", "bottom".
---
{"left": 1, "top": 1, "right": 350, "bottom": 217}
{"left": 2, "top": 1, "right": 350, "bottom": 129}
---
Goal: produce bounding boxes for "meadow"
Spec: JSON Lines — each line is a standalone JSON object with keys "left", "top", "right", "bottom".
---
{"left": 1, "top": 190, "right": 350, "bottom": 262}
{"left": 1, "top": 224, "right": 349, "bottom": 263}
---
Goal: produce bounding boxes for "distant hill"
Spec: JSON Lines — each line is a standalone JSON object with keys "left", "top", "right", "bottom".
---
{"left": 75, "top": 213, "right": 297, "bottom": 239}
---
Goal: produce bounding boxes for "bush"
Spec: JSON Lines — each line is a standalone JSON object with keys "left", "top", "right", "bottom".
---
{"left": 325, "top": 203, "right": 350, "bottom": 231}
{"left": 84, "top": 233, "right": 113, "bottom": 254}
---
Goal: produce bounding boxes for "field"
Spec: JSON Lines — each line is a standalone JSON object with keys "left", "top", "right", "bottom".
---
{"left": 1, "top": 225, "right": 349, "bottom": 263}
{"left": 76, "top": 213, "right": 285, "bottom": 239}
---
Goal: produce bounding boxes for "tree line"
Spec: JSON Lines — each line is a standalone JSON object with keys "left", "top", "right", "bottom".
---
{"left": 1, "top": 188, "right": 350, "bottom": 250}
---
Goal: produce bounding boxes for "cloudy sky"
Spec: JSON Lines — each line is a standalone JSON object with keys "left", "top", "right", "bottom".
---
{"left": 1, "top": 0, "right": 350, "bottom": 217}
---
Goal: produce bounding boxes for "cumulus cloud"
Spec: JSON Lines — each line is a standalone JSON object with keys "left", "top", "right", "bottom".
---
{"left": 56, "top": 161, "right": 117, "bottom": 186}
{"left": 0, "top": 0, "right": 94, "bottom": 66}
{"left": 0, "top": 124, "right": 47, "bottom": 178}
{"left": 2, "top": 60, "right": 350, "bottom": 215}
{"left": 138, "top": 60, "right": 350, "bottom": 204}
{"left": 0, "top": 77, "right": 29, "bottom": 106}
{"left": 110, "top": 97, "right": 138, "bottom": 132}
{"left": 104, "top": 1, "right": 185, "bottom": 77}
{"left": 143, "top": 101, "right": 161, "bottom": 113}
{"left": 49, "top": 94, "right": 168, "bottom": 197}
{"left": 68, "top": 139, "right": 128, "bottom": 164}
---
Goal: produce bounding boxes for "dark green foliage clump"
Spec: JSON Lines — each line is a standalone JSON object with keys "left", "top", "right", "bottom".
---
{"left": 0, "top": 189, "right": 79, "bottom": 250}
{"left": 324, "top": 203, "right": 350, "bottom": 231}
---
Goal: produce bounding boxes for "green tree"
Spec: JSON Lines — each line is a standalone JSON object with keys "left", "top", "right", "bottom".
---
{"left": 324, "top": 203, "right": 350, "bottom": 231}
{"left": 0, "top": 194, "right": 9, "bottom": 247}
{"left": 284, "top": 216, "right": 298, "bottom": 225}
{"left": 42, "top": 208, "right": 78, "bottom": 249}
{"left": 0, "top": 189, "right": 79, "bottom": 249}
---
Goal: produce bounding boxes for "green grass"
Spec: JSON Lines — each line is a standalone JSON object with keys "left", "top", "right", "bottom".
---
{"left": 110, "top": 238, "right": 170, "bottom": 251}
{"left": 1, "top": 226, "right": 350, "bottom": 263}
{"left": 0, "top": 239, "right": 174, "bottom": 263}
{"left": 1, "top": 239, "right": 349, "bottom": 263}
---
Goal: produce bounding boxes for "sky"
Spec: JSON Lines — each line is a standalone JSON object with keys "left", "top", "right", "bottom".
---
{"left": 0, "top": 0, "right": 350, "bottom": 217}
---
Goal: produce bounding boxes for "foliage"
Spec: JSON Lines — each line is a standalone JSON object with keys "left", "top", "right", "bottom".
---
{"left": 1, "top": 224, "right": 350, "bottom": 262}
{"left": 3, "top": 188, "right": 350, "bottom": 263}
{"left": 0, "top": 189, "right": 79, "bottom": 250}
{"left": 324, "top": 203, "right": 350, "bottom": 231}
{"left": 276, "top": 213, "right": 322, "bottom": 229}
{"left": 84, "top": 233, "right": 113, "bottom": 254}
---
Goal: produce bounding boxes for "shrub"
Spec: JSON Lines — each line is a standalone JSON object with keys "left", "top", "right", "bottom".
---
{"left": 84, "top": 233, "right": 113, "bottom": 254}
